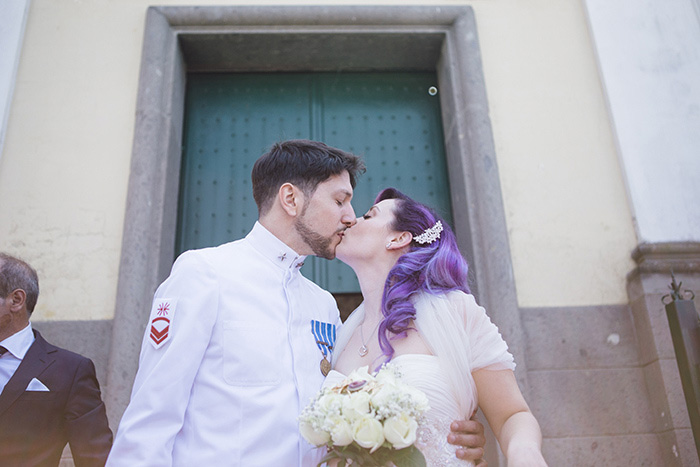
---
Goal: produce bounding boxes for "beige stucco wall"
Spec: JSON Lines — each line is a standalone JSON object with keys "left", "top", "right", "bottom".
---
{"left": 475, "top": 0, "right": 638, "bottom": 307}
{"left": 0, "top": 0, "right": 637, "bottom": 321}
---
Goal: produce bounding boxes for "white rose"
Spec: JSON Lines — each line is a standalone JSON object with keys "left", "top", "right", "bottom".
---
{"left": 383, "top": 413, "right": 418, "bottom": 449}
{"left": 329, "top": 417, "right": 354, "bottom": 446}
{"left": 342, "top": 391, "right": 371, "bottom": 420}
{"left": 370, "top": 382, "right": 398, "bottom": 409}
{"left": 405, "top": 385, "right": 430, "bottom": 412}
{"left": 352, "top": 415, "right": 385, "bottom": 452}
{"left": 317, "top": 392, "right": 343, "bottom": 414}
{"left": 375, "top": 367, "right": 398, "bottom": 386}
{"left": 299, "top": 421, "right": 331, "bottom": 446}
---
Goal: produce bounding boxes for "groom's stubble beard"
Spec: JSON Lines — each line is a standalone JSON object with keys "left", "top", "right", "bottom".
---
{"left": 294, "top": 202, "right": 339, "bottom": 260}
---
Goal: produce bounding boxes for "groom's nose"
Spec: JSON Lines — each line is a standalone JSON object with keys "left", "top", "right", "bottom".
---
{"left": 341, "top": 205, "right": 356, "bottom": 227}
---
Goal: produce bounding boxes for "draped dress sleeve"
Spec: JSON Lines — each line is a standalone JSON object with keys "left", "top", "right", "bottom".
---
{"left": 413, "top": 291, "right": 515, "bottom": 419}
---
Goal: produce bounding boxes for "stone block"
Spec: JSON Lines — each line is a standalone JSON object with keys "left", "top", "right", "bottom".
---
{"left": 520, "top": 305, "right": 638, "bottom": 370}
{"left": 528, "top": 367, "right": 655, "bottom": 437}
{"left": 629, "top": 286, "right": 674, "bottom": 365}
{"left": 542, "top": 434, "right": 663, "bottom": 466}
{"left": 657, "top": 428, "right": 700, "bottom": 466}
{"left": 641, "top": 358, "right": 677, "bottom": 434}
{"left": 642, "top": 358, "right": 693, "bottom": 431}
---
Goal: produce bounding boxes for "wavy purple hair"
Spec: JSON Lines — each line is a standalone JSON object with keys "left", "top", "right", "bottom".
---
{"left": 375, "top": 188, "right": 470, "bottom": 363}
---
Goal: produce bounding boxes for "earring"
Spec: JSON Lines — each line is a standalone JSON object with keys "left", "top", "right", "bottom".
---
{"left": 386, "top": 242, "right": 392, "bottom": 249}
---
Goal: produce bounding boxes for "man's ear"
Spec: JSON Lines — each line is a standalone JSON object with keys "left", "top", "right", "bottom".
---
{"left": 8, "top": 289, "right": 26, "bottom": 312}
{"left": 386, "top": 231, "right": 413, "bottom": 250}
{"left": 278, "top": 183, "right": 304, "bottom": 217}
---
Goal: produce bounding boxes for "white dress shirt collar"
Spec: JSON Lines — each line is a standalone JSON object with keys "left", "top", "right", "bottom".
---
{"left": 0, "top": 322, "right": 34, "bottom": 360}
{"left": 247, "top": 221, "right": 307, "bottom": 271}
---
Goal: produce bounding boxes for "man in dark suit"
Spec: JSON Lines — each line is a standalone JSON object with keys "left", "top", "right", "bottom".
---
{"left": 0, "top": 252, "right": 112, "bottom": 466}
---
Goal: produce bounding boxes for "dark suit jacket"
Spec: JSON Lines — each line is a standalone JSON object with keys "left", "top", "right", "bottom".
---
{"left": 0, "top": 330, "right": 113, "bottom": 466}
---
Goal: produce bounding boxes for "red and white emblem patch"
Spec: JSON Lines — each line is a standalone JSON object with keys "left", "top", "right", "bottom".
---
{"left": 149, "top": 298, "right": 177, "bottom": 349}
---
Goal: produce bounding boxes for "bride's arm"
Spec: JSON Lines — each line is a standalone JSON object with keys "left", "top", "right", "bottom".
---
{"left": 472, "top": 369, "right": 547, "bottom": 467}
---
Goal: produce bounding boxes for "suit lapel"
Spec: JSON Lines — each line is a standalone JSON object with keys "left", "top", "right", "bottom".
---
{"left": 0, "top": 330, "right": 57, "bottom": 416}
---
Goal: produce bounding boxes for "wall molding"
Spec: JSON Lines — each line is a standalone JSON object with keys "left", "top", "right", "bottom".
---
{"left": 629, "top": 241, "right": 700, "bottom": 279}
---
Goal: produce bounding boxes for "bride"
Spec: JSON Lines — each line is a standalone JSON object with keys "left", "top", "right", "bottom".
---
{"left": 327, "top": 188, "right": 547, "bottom": 466}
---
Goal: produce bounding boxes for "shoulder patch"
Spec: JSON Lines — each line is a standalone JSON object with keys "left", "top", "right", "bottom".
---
{"left": 149, "top": 298, "right": 177, "bottom": 349}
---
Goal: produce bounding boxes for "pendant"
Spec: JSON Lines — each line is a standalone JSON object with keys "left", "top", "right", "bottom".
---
{"left": 320, "top": 357, "right": 331, "bottom": 376}
{"left": 358, "top": 345, "right": 368, "bottom": 357}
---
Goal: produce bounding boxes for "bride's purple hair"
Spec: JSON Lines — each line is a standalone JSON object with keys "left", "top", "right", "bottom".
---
{"left": 376, "top": 188, "right": 470, "bottom": 362}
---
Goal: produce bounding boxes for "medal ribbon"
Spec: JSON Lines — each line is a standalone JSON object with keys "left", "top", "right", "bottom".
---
{"left": 311, "top": 320, "right": 336, "bottom": 358}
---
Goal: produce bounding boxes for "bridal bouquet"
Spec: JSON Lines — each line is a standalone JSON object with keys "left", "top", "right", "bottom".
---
{"left": 299, "top": 364, "right": 429, "bottom": 467}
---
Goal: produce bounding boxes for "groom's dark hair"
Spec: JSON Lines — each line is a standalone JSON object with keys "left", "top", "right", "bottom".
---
{"left": 252, "top": 139, "right": 365, "bottom": 215}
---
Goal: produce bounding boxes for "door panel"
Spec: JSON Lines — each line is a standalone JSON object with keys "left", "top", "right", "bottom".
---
{"left": 177, "top": 72, "right": 452, "bottom": 294}
{"left": 177, "top": 74, "right": 313, "bottom": 252}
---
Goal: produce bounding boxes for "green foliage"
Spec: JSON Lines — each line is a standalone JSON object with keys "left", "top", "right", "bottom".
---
{"left": 318, "top": 444, "right": 426, "bottom": 467}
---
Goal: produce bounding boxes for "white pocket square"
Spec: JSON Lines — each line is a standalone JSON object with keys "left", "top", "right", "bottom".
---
{"left": 26, "top": 377, "right": 50, "bottom": 392}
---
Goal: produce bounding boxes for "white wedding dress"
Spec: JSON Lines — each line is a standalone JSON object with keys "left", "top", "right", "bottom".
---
{"left": 326, "top": 291, "right": 515, "bottom": 467}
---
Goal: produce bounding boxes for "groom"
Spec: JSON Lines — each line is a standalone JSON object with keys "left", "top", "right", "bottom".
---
{"left": 107, "top": 140, "right": 487, "bottom": 465}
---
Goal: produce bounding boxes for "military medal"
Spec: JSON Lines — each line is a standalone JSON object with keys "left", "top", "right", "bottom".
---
{"left": 320, "top": 356, "right": 331, "bottom": 376}
{"left": 311, "top": 320, "right": 336, "bottom": 376}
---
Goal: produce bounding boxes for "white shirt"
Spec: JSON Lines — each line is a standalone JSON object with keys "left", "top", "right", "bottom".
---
{"left": 108, "top": 222, "right": 341, "bottom": 466}
{"left": 0, "top": 323, "right": 34, "bottom": 394}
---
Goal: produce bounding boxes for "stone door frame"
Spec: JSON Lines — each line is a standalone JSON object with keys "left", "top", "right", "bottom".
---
{"left": 104, "top": 7, "right": 526, "bottom": 439}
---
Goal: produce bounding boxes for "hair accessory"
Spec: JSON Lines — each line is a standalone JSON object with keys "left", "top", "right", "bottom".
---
{"left": 413, "top": 221, "right": 443, "bottom": 244}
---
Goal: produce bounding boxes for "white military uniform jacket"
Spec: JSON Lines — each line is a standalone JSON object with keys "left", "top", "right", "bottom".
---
{"left": 108, "top": 222, "right": 340, "bottom": 466}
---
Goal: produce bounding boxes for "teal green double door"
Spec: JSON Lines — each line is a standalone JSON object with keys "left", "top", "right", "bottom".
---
{"left": 177, "top": 72, "right": 452, "bottom": 293}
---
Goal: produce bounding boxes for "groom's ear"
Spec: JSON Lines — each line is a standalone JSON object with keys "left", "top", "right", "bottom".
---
{"left": 278, "top": 183, "right": 303, "bottom": 217}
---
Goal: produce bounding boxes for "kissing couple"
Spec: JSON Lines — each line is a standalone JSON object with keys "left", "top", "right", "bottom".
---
{"left": 107, "top": 140, "right": 546, "bottom": 467}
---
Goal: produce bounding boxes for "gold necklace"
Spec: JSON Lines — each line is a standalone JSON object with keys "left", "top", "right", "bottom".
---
{"left": 358, "top": 319, "right": 381, "bottom": 357}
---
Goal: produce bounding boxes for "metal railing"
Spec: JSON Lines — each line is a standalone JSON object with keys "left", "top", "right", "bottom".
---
{"left": 663, "top": 273, "right": 700, "bottom": 458}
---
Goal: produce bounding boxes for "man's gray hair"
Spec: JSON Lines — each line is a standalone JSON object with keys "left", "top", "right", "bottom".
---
{"left": 0, "top": 253, "right": 39, "bottom": 313}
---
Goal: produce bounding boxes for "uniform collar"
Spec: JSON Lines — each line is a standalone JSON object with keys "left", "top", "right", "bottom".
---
{"left": 247, "top": 221, "right": 307, "bottom": 271}
{"left": 0, "top": 323, "right": 35, "bottom": 360}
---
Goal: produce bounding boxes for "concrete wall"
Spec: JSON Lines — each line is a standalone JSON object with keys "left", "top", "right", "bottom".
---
{"left": 586, "top": 0, "right": 700, "bottom": 244}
